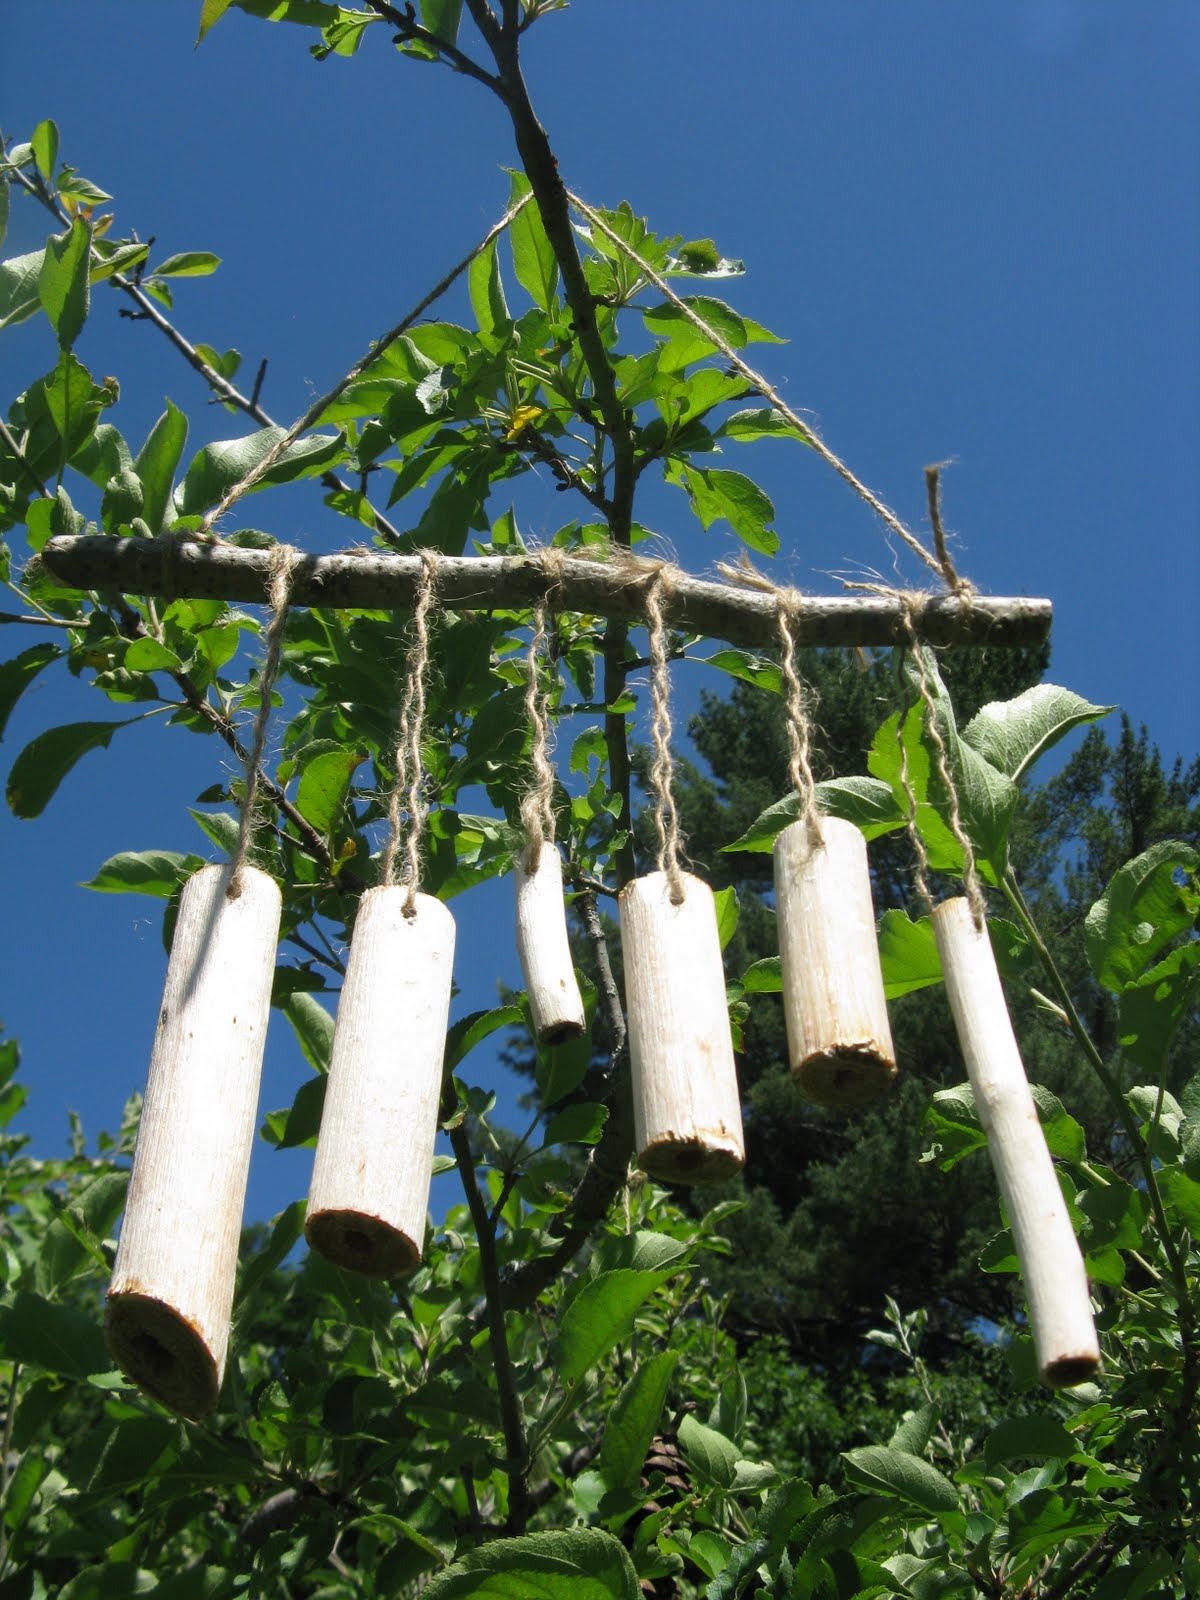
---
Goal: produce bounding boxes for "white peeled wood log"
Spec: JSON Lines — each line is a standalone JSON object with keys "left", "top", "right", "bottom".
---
{"left": 933, "top": 896, "right": 1100, "bottom": 1388}
{"left": 773, "top": 815, "right": 897, "bottom": 1108}
{"left": 106, "top": 863, "right": 281, "bottom": 1418}
{"left": 619, "top": 871, "right": 745, "bottom": 1185}
{"left": 515, "top": 846, "right": 586, "bottom": 1045}
{"left": 305, "top": 888, "right": 455, "bottom": 1279}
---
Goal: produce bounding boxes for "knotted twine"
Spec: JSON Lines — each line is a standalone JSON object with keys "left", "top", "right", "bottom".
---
{"left": 519, "top": 550, "right": 567, "bottom": 874}
{"left": 228, "top": 543, "right": 300, "bottom": 901}
{"left": 380, "top": 551, "right": 440, "bottom": 916}
{"left": 645, "top": 566, "right": 687, "bottom": 906}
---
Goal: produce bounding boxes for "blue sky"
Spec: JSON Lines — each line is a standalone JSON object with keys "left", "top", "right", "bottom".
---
{"left": 2, "top": 1, "right": 1197, "bottom": 1219}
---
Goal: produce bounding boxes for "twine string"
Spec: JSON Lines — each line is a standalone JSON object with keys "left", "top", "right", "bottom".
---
{"left": 775, "top": 593, "right": 823, "bottom": 846}
{"left": 519, "top": 550, "right": 566, "bottom": 874}
{"left": 645, "top": 567, "right": 687, "bottom": 905}
{"left": 228, "top": 543, "right": 299, "bottom": 900}
{"left": 897, "top": 596, "right": 987, "bottom": 930}
{"left": 381, "top": 550, "right": 440, "bottom": 916}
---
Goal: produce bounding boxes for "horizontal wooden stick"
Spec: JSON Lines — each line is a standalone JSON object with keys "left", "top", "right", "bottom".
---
{"left": 39, "top": 535, "right": 1052, "bottom": 649}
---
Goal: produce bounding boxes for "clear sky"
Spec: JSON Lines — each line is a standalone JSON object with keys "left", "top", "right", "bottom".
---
{"left": 2, "top": 1, "right": 1197, "bottom": 1219}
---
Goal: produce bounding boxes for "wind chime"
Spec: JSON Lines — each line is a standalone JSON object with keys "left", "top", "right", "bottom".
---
{"left": 89, "top": 198, "right": 1097, "bottom": 1410}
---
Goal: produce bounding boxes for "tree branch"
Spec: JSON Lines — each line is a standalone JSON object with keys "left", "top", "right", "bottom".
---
{"left": 40, "top": 536, "right": 1054, "bottom": 650}
{"left": 449, "top": 1122, "right": 533, "bottom": 1534}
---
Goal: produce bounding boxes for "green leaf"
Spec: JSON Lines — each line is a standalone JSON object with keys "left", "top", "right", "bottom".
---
{"left": 713, "top": 885, "right": 739, "bottom": 950}
{"left": 0, "top": 179, "right": 9, "bottom": 250}
{"left": 674, "top": 465, "right": 777, "bottom": 555}
{"left": 716, "top": 407, "right": 811, "bottom": 444}
{"left": 176, "top": 425, "right": 344, "bottom": 516}
{"left": 7, "top": 719, "right": 130, "bottom": 818}
{"left": 197, "top": 0, "right": 236, "bottom": 42}
{"left": 535, "top": 980, "right": 595, "bottom": 1105}
{"left": 962, "top": 685, "right": 1112, "bottom": 783}
{"left": 38, "top": 1171, "right": 129, "bottom": 1293}
{"left": 543, "top": 1102, "right": 608, "bottom": 1148}
{"left": 878, "top": 910, "right": 943, "bottom": 998}
{"left": 31, "top": 120, "right": 59, "bottom": 180}
{"left": 741, "top": 956, "right": 781, "bottom": 993}
{"left": 643, "top": 295, "right": 748, "bottom": 373}
{"left": 124, "top": 636, "right": 183, "bottom": 673}
{"left": 133, "top": 401, "right": 189, "bottom": 534}
{"left": 468, "top": 236, "right": 510, "bottom": 340}
{"left": 262, "top": 1074, "right": 326, "bottom": 1149}
{"left": 39, "top": 217, "right": 92, "bottom": 349}
{"left": 420, "top": 1, "right": 463, "bottom": 48}
{"left": 1084, "top": 840, "right": 1199, "bottom": 993}
{"left": 599, "top": 1351, "right": 679, "bottom": 1490}
{"left": 444, "top": 1005, "right": 524, "bottom": 1073}
{"left": 295, "top": 743, "right": 363, "bottom": 835}
{"left": 85, "top": 848, "right": 205, "bottom": 896}
{"left": 280, "top": 990, "right": 335, "bottom": 1073}
{"left": 678, "top": 1414, "right": 741, "bottom": 1489}
{"left": 703, "top": 648, "right": 781, "bottom": 693}
{"left": 0, "top": 248, "right": 49, "bottom": 331}
{"left": 984, "top": 1416, "right": 1075, "bottom": 1468}
{"left": 0, "top": 642, "right": 60, "bottom": 740}
{"left": 841, "top": 1445, "right": 958, "bottom": 1513}
{"left": 723, "top": 775, "right": 903, "bottom": 854}
{"left": 149, "top": 251, "right": 221, "bottom": 278}
{"left": 420, "top": 1529, "right": 639, "bottom": 1600}
{"left": 556, "top": 1269, "right": 674, "bottom": 1384}
{"left": 888, "top": 1403, "right": 936, "bottom": 1456}
{"left": 237, "top": 1199, "right": 306, "bottom": 1305}
{"left": 1117, "top": 940, "right": 1200, "bottom": 1076}
{"left": 507, "top": 170, "right": 558, "bottom": 312}
{"left": 0, "top": 1290, "right": 110, "bottom": 1379}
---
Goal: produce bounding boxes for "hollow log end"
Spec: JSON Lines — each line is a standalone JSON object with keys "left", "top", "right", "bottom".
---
{"left": 305, "top": 1208, "right": 421, "bottom": 1280}
{"left": 638, "top": 1133, "right": 745, "bottom": 1187}
{"left": 792, "top": 1045, "right": 898, "bottom": 1110}
{"left": 105, "top": 1290, "right": 221, "bottom": 1419}
{"left": 537, "top": 1016, "right": 587, "bottom": 1047}
{"left": 1042, "top": 1350, "right": 1101, "bottom": 1390}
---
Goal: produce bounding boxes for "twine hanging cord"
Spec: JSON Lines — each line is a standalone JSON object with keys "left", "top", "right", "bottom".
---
{"left": 643, "top": 565, "right": 688, "bottom": 906}
{"left": 228, "top": 543, "right": 300, "bottom": 900}
{"left": 380, "top": 550, "right": 441, "bottom": 916}
{"left": 519, "top": 549, "right": 567, "bottom": 874}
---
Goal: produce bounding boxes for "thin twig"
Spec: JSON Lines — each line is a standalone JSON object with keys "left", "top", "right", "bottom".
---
{"left": 448, "top": 1123, "right": 533, "bottom": 1534}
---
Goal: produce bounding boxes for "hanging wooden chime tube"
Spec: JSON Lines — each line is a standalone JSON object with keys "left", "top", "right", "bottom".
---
{"left": 621, "top": 570, "right": 745, "bottom": 1184}
{"left": 514, "top": 584, "right": 585, "bottom": 1044}
{"left": 106, "top": 546, "right": 296, "bottom": 1417}
{"left": 772, "top": 602, "right": 896, "bottom": 1108}
{"left": 933, "top": 897, "right": 1100, "bottom": 1387}
{"left": 306, "top": 552, "right": 455, "bottom": 1277}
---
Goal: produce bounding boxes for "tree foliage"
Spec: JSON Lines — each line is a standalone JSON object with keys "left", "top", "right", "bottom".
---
{"left": 0, "top": 5, "right": 1198, "bottom": 1598}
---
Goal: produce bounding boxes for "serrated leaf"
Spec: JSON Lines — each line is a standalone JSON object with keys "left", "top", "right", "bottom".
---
{"left": 295, "top": 744, "right": 363, "bottom": 835}
{"left": 31, "top": 120, "right": 59, "bottom": 180}
{"left": 543, "top": 1102, "right": 608, "bottom": 1148}
{"left": 962, "top": 685, "right": 1112, "bottom": 782}
{"left": 723, "top": 775, "right": 903, "bottom": 854}
{"left": 420, "top": 1529, "right": 639, "bottom": 1600}
{"left": 704, "top": 649, "right": 781, "bottom": 692}
{"left": 599, "top": 1351, "right": 679, "bottom": 1490}
{"left": 0, "top": 642, "right": 61, "bottom": 740}
{"left": 150, "top": 251, "right": 221, "bottom": 278}
{"left": 675, "top": 465, "right": 777, "bottom": 555}
{"left": 444, "top": 1005, "right": 524, "bottom": 1073}
{"left": 468, "top": 235, "right": 510, "bottom": 339}
{"left": 85, "top": 848, "right": 205, "bottom": 896}
{"left": 39, "top": 217, "right": 91, "bottom": 349}
{"left": 984, "top": 1416, "right": 1075, "bottom": 1467}
{"left": 176, "top": 425, "right": 343, "bottom": 516}
{"left": 556, "top": 1270, "right": 673, "bottom": 1384}
{"left": 507, "top": 170, "right": 558, "bottom": 312}
{"left": 197, "top": 0, "right": 236, "bottom": 42}
{"left": 878, "top": 909, "right": 943, "bottom": 998}
{"left": 1084, "top": 840, "right": 1199, "bottom": 993}
{"left": 280, "top": 990, "right": 335, "bottom": 1073}
{"left": 713, "top": 884, "right": 739, "bottom": 950}
{"left": 841, "top": 1445, "right": 958, "bottom": 1513}
{"left": 133, "top": 401, "right": 189, "bottom": 534}
{"left": 717, "top": 407, "right": 811, "bottom": 444}
{"left": 7, "top": 720, "right": 129, "bottom": 818}
{"left": 678, "top": 1414, "right": 741, "bottom": 1489}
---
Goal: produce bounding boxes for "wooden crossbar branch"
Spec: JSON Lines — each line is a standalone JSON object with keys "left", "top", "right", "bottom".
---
{"left": 40, "top": 535, "right": 1051, "bottom": 650}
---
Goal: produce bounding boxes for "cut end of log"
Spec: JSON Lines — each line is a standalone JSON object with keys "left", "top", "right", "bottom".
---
{"left": 105, "top": 1290, "right": 220, "bottom": 1419}
{"left": 638, "top": 1131, "right": 745, "bottom": 1186}
{"left": 537, "top": 1016, "right": 587, "bottom": 1046}
{"left": 792, "top": 1044, "right": 898, "bottom": 1109}
{"left": 305, "top": 1208, "right": 421, "bottom": 1280}
{"left": 1042, "top": 1349, "right": 1101, "bottom": 1390}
